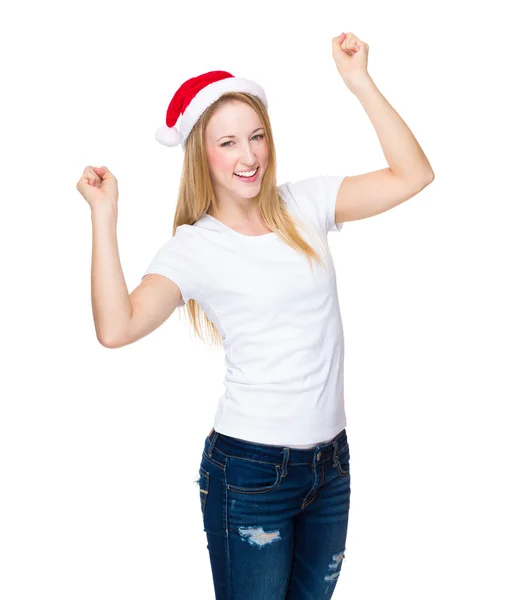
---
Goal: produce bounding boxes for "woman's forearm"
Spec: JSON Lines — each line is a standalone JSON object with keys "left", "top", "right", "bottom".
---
{"left": 348, "top": 74, "right": 434, "bottom": 183}
{"left": 90, "top": 206, "right": 132, "bottom": 347}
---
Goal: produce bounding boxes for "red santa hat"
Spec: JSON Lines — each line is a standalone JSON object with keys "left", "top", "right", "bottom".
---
{"left": 155, "top": 70, "right": 268, "bottom": 149}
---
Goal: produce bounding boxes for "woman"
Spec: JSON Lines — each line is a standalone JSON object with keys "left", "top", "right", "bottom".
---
{"left": 77, "top": 32, "right": 434, "bottom": 599}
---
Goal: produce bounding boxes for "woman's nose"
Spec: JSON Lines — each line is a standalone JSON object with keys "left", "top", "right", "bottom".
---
{"left": 240, "top": 145, "right": 256, "bottom": 163}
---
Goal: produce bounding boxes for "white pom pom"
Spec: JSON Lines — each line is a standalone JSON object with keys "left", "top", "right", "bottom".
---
{"left": 155, "top": 125, "right": 181, "bottom": 147}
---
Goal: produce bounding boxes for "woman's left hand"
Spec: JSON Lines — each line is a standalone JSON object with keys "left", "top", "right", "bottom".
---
{"left": 332, "top": 32, "right": 371, "bottom": 91}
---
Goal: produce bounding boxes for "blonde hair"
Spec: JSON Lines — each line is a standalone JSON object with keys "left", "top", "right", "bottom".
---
{"left": 172, "top": 91, "right": 327, "bottom": 346}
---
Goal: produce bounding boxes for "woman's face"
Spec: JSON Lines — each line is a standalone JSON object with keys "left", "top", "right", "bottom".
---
{"left": 204, "top": 101, "right": 269, "bottom": 201}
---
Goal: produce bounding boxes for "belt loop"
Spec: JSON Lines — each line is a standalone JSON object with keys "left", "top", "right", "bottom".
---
{"left": 281, "top": 447, "right": 290, "bottom": 477}
{"left": 207, "top": 430, "right": 219, "bottom": 457}
{"left": 333, "top": 440, "right": 339, "bottom": 459}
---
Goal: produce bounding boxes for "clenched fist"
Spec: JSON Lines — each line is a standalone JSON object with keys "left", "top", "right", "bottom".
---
{"left": 76, "top": 166, "right": 119, "bottom": 213}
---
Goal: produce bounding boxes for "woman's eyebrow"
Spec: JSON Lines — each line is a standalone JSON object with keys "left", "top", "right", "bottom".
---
{"left": 217, "top": 127, "right": 264, "bottom": 142}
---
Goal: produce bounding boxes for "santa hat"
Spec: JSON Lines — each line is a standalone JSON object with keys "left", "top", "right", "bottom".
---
{"left": 155, "top": 70, "right": 268, "bottom": 149}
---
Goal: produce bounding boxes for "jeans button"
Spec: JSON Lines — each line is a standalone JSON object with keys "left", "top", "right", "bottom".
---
{"left": 316, "top": 451, "right": 321, "bottom": 460}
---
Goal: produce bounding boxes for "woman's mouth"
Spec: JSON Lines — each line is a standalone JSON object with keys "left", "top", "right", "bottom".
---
{"left": 234, "top": 166, "right": 259, "bottom": 183}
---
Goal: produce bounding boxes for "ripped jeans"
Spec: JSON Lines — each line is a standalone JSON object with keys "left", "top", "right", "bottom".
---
{"left": 197, "top": 427, "right": 351, "bottom": 599}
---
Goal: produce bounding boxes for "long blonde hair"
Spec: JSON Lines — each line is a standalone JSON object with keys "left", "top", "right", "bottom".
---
{"left": 172, "top": 91, "right": 326, "bottom": 346}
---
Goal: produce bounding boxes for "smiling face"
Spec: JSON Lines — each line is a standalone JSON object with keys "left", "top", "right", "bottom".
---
{"left": 204, "top": 100, "right": 269, "bottom": 204}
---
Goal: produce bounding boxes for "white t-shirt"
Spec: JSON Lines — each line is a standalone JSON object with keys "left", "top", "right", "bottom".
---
{"left": 142, "top": 175, "right": 347, "bottom": 448}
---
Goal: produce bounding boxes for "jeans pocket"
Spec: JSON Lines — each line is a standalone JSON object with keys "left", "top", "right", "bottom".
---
{"left": 226, "top": 456, "right": 281, "bottom": 495}
{"left": 334, "top": 443, "right": 350, "bottom": 477}
{"left": 198, "top": 465, "right": 210, "bottom": 514}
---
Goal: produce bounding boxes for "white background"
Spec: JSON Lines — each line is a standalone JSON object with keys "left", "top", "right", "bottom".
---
{"left": 1, "top": 0, "right": 529, "bottom": 598}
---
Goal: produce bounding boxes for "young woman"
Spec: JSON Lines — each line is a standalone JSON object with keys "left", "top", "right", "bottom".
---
{"left": 77, "top": 32, "right": 434, "bottom": 599}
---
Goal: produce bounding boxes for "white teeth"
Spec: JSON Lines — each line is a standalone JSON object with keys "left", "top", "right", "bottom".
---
{"left": 234, "top": 168, "right": 257, "bottom": 177}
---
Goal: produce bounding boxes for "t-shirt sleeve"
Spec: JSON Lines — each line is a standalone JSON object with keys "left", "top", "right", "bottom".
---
{"left": 142, "top": 229, "right": 200, "bottom": 307}
{"left": 285, "top": 175, "right": 346, "bottom": 234}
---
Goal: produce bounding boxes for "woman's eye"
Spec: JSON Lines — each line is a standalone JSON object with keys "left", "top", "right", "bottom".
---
{"left": 221, "top": 134, "right": 264, "bottom": 148}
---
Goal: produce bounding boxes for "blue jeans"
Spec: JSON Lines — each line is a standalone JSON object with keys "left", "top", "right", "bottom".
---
{"left": 197, "top": 427, "right": 351, "bottom": 599}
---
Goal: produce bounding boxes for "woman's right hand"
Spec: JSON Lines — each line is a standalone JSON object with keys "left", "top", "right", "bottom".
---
{"left": 76, "top": 165, "right": 119, "bottom": 212}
